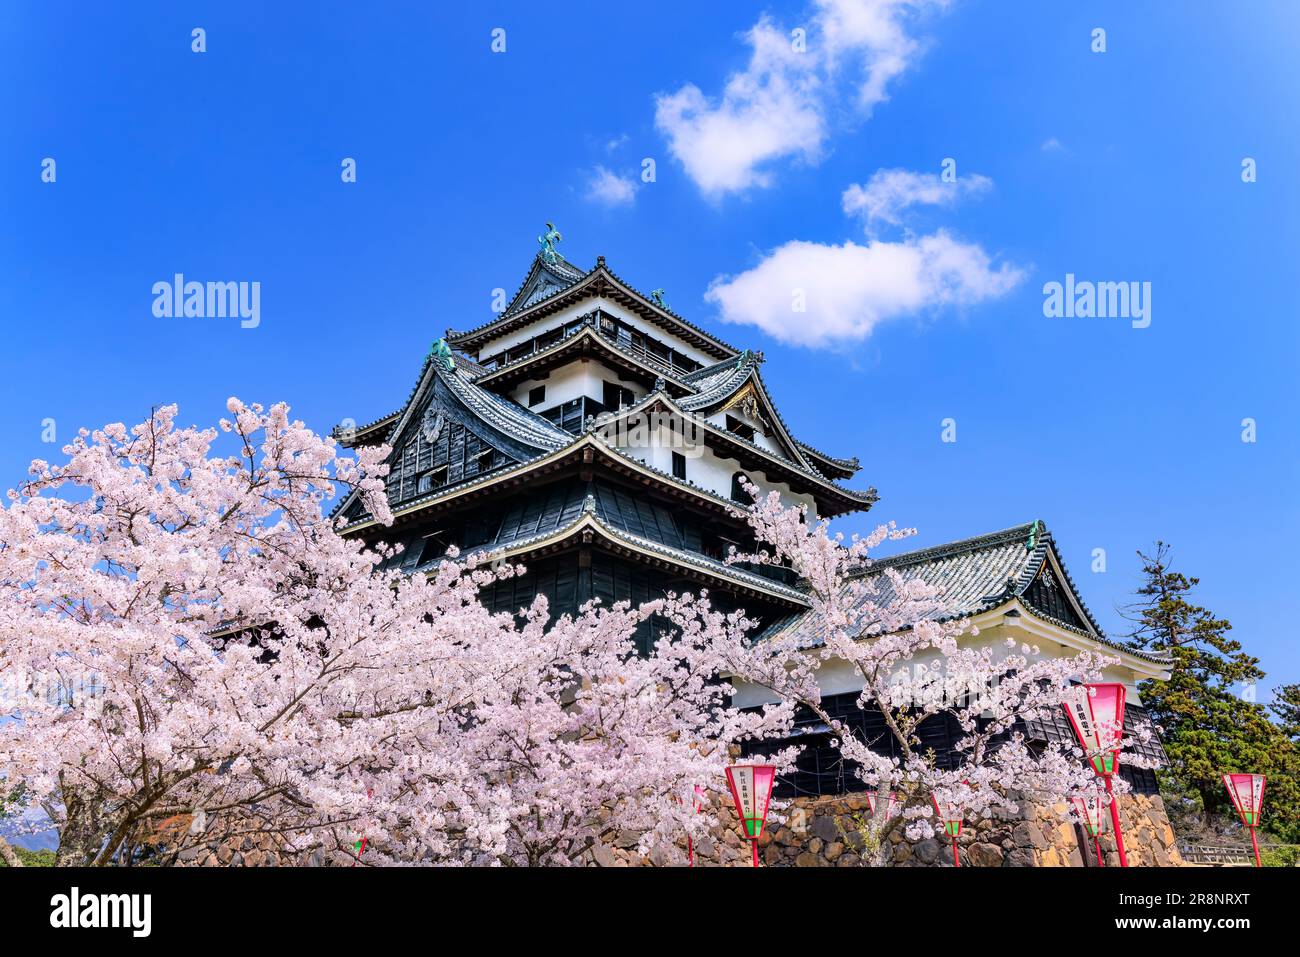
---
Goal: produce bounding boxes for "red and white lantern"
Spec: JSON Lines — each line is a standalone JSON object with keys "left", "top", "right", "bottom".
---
{"left": 1063, "top": 683, "right": 1130, "bottom": 867}
{"left": 1223, "top": 773, "right": 1267, "bottom": 867}
{"left": 931, "top": 792, "right": 964, "bottom": 867}
{"left": 725, "top": 764, "right": 777, "bottom": 868}
{"left": 865, "top": 789, "right": 898, "bottom": 821}
{"left": 1063, "top": 683, "right": 1127, "bottom": 776}
{"left": 1072, "top": 791, "right": 1108, "bottom": 867}
{"left": 1072, "top": 792, "right": 1107, "bottom": 837}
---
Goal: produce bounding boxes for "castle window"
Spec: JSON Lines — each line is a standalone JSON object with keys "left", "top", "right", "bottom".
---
{"left": 603, "top": 381, "right": 634, "bottom": 411}
{"left": 725, "top": 414, "right": 755, "bottom": 442}
{"left": 672, "top": 451, "right": 687, "bottom": 480}
{"left": 417, "top": 464, "right": 448, "bottom": 495}
{"left": 528, "top": 385, "right": 546, "bottom": 407}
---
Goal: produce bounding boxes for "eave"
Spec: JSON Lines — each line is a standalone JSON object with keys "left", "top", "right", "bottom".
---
{"left": 338, "top": 433, "right": 768, "bottom": 537}
{"left": 461, "top": 505, "right": 811, "bottom": 609}
{"left": 447, "top": 260, "right": 740, "bottom": 361}
{"left": 796, "top": 441, "right": 860, "bottom": 480}
{"left": 969, "top": 600, "right": 1173, "bottom": 681}
{"left": 337, "top": 412, "right": 400, "bottom": 449}
{"left": 473, "top": 324, "right": 697, "bottom": 397}
{"left": 598, "top": 393, "right": 877, "bottom": 517}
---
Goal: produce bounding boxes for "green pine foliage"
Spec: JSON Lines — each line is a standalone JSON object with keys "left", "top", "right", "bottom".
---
{"left": 1125, "top": 543, "right": 1298, "bottom": 841}
{"left": 1272, "top": 684, "right": 1300, "bottom": 742}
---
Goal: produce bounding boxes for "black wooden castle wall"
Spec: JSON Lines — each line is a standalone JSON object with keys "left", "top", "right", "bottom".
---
{"left": 479, "top": 552, "right": 745, "bottom": 656}
{"left": 742, "top": 690, "right": 1164, "bottom": 799}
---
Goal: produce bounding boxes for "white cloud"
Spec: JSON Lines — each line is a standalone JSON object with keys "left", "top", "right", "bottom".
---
{"left": 654, "top": 19, "right": 824, "bottom": 197}
{"left": 655, "top": 0, "right": 950, "bottom": 196}
{"left": 1040, "top": 136, "right": 1066, "bottom": 153}
{"left": 815, "top": 0, "right": 949, "bottom": 109}
{"left": 705, "top": 232, "right": 1023, "bottom": 347}
{"left": 841, "top": 168, "right": 993, "bottom": 231}
{"left": 586, "top": 165, "right": 638, "bottom": 207}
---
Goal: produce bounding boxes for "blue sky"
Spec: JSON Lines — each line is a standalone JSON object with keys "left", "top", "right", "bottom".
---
{"left": 2, "top": 1, "right": 1297, "bottom": 699}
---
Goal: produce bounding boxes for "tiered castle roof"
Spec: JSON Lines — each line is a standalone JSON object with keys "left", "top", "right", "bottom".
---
{"left": 329, "top": 239, "right": 1171, "bottom": 680}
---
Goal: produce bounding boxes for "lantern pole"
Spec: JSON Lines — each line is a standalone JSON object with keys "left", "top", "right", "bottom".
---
{"left": 1250, "top": 826, "right": 1261, "bottom": 868}
{"left": 1104, "top": 776, "right": 1128, "bottom": 867}
{"left": 1064, "top": 683, "right": 1129, "bottom": 867}
{"left": 932, "top": 792, "right": 963, "bottom": 867}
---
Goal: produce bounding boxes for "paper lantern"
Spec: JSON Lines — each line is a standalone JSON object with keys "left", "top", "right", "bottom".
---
{"left": 1063, "top": 682, "right": 1127, "bottom": 776}
{"left": 726, "top": 765, "right": 777, "bottom": 868}
{"left": 1072, "top": 792, "right": 1107, "bottom": 838}
{"left": 1222, "top": 773, "right": 1266, "bottom": 828}
{"left": 1063, "top": 683, "right": 1130, "bottom": 866}
{"left": 931, "top": 793, "right": 963, "bottom": 839}
{"left": 725, "top": 765, "right": 776, "bottom": 840}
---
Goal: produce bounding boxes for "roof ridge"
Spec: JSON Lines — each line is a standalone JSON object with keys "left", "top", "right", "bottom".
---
{"left": 449, "top": 254, "right": 592, "bottom": 341}
{"left": 860, "top": 521, "right": 1040, "bottom": 574}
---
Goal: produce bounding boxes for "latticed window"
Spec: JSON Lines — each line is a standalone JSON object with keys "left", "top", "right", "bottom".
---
{"left": 387, "top": 417, "right": 500, "bottom": 504}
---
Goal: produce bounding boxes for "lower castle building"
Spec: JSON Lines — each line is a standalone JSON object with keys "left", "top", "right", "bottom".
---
{"left": 333, "top": 235, "right": 1179, "bottom": 865}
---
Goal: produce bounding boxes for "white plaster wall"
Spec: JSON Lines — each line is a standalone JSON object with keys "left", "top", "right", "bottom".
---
{"left": 478, "top": 295, "right": 718, "bottom": 368}
{"left": 729, "top": 615, "right": 1151, "bottom": 709}
{"left": 609, "top": 416, "right": 817, "bottom": 518}
{"left": 706, "top": 407, "right": 784, "bottom": 456}
{"left": 507, "top": 358, "right": 642, "bottom": 410}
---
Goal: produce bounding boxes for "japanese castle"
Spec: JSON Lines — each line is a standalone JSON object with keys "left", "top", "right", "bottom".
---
{"left": 333, "top": 230, "right": 1173, "bottom": 799}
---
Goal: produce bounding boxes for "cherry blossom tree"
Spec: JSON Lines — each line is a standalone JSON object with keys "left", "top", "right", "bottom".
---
{"left": 720, "top": 487, "right": 1158, "bottom": 862}
{"left": 0, "top": 401, "right": 790, "bottom": 866}
{"left": 0, "top": 401, "right": 1151, "bottom": 867}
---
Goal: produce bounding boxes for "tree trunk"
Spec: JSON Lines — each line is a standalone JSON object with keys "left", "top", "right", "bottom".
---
{"left": 54, "top": 783, "right": 114, "bottom": 866}
{"left": 1200, "top": 787, "right": 1217, "bottom": 830}
{"left": 0, "top": 836, "right": 23, "bottom": 867}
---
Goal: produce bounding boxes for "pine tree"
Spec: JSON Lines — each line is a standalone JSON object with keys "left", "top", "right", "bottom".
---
{"left": 1272, "top": 684, "right": 1300, "bottom": 742}
{"left": 1123, "top": 543, "right": 1287, "bottom": 830}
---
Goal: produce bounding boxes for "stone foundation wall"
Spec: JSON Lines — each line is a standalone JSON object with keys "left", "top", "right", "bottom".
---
{"left": 589, "top": 791, "right": 1184, "bottom": 868}
{"left": 177, "top": 792, "right": 1184, "bottom": 867}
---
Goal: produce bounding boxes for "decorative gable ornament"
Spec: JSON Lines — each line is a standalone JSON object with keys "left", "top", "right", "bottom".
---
{"left": 421, "top": 404, "right": 445, "bottom": 445}
{"left": 428, "top": 337, "right": 456, "bottom": 371}
{"left": 1063, "top": 682, "right": 1126, "bottom": 776}
{"left": 537, "top": 221, "right": 563, "bottom": 265}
